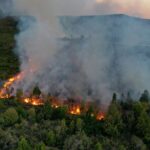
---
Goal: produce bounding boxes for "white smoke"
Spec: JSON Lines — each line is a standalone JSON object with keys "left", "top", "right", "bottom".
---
{"left": 1, "top": 0, "right": 150, "bottom": 105}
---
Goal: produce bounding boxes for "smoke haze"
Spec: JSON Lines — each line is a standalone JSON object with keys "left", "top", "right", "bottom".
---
{"left": 0, "top": 0, "right": 150, "bottom": 105}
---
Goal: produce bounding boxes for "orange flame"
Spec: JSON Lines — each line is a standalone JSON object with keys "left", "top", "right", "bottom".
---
{"left": 70, "top": 105, "right": 81, "bottom": 115}
{"left": 23, "top": 97, "right": 44, "bottom": 106}
{"left": 96, "top": 112, "right": 105, "bottom": 121}
{"left": 0, "top": 73, "right": 23, "bottom": 99}
{"left": 0, "top": 74, "right": 105, "bottom": 121}
{"left": 23, "top": 97, "right": 105, "bottom": 120}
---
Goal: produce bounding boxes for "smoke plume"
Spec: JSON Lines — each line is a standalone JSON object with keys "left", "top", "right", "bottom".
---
{"left": 0, "top": 0, "right": 150, "bottom": 105}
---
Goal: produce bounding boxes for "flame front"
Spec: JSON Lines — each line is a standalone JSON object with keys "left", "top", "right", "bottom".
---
{"left": 0, "top": 74, "right": 105, "bottom": 121}
{"left": 96, "top": 112, "right": 105, "bottom": 120}
{"left": 0, "top": 73, "right": 23, "bottom": 99}
{"left": 23, "top": 97, "right": 44, "bottom": 106}
{"left": 70, "top": 105, "right": 81, "bottom": 115}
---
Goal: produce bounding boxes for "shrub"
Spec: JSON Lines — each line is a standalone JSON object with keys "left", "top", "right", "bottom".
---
{"left": 3, "top": 107, "right": 18, "bottom": 126}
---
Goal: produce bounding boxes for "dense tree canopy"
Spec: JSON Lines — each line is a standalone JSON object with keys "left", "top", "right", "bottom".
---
{"left": 0, "top": 95, "right": 150, "bottom": 150}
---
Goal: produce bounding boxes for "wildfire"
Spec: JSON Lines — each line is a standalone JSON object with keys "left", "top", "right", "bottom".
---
{"left": 70, "top": 105, "right": 81, "bottom": 115}
{"left": 96, "top": 112, "right": 105, "bottom": 121}
{"left": 0, "top": 73, "right": 23, "bottom": 99}
{"left": 51, "top": 97, "right": 62, "bottom": 108}
{"left": 0, "top": 74, "right": 105, "bottom": 121}
{"left": 23, "top": 97, "right": 44, "bottom": 106}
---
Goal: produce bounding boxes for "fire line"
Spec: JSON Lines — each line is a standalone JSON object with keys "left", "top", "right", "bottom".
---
{"left": 0, "top": 75, "right": 105, "bottom": 121}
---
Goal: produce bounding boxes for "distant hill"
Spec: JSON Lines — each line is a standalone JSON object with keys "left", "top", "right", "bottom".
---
{"left": 60, "top": 14, "right": 150, "bottom": 93}
{"left": 0, "top": 17, "right": 19, "bottom": 80}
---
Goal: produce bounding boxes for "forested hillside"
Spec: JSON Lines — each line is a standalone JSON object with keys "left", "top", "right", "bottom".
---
{"left": 0, "top": 93, "right": 150, "bottom": 150}
{"left": 0, "top": 17, "right": 19, "bottom": 80}
{"left": 0, "top": 16, "right": 150, "bottom": 150}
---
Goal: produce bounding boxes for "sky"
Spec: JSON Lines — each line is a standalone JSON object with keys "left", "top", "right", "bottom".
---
{"left": 1, "top": 0, "right": 150, "bottom": 19}
{"left": 93, "top": 0, "right": 150, "bottom": 18}
{"left": 12, "top": 0, "right": 150, "bottom": 18}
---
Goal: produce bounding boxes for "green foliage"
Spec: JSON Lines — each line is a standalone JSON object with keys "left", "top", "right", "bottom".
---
{"left": 133, "top": 102, "right": 145, "bottom": 117}
{"left": 63, "top": 132, "right": 92, "bottom": 150}
{"left": 3, "top": 107, "right": 19, "bottom": 126}
{"left": 104, "top": 101, "right": 124, "bottom": 137}
{"left": 131, "top": 135, "right": 147, "bottom": 150}
{"left": 0, "top": 17, "right": 19, "bottom": 80}
{"left": 46, "top": 130, "right": 56, "bottom": 146}
{"left": 140, "top": 90, "right": 150, "bottom": 103}
{"left": 36, "top": 103, "right": 52, "bottom": 121}
{"left": 35, "top": 142, "right": 46, "bottom": 150}
{"left": 76, "top": 118, "right": 83, "bottom": 132}
{"left": 0, "top": 127, "right": 18, "bottom": 149}
{"left": 16, "top": 106, "right": 28, "bottom": 118}
{"left": 0, "top": 101, "right": 6, "bottom": 112}
{"left": 136, "top": 110, "right": 150, "bottom": 143}
{"left": 51, "top": 106, "right": 68, "bottom": 120}
{"left": 17, "top": 136, "right": 32, "bottom": 150}
{"left": 28, "top": 107, "right": 36, "bottom": 122}
{"left": 69, "top": 120, "right": 75, "bottom": 133}
{"left": 95, "top": 142, "right": 103, "bottom": 150}
{"left": 0, "top": 96, "right": 150, "bottom": 149}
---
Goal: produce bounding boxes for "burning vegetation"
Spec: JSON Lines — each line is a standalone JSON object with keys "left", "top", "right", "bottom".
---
{"left": 0, "top": 73, "right": 22, "bottom": 99}
{"left": 0, "top": 75, "right": 105, "bottom": 121}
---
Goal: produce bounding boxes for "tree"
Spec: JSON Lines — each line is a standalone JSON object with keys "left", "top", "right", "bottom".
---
{"left": 124, "top": 110, "right": 135, "bottom": 132}
{"left": 45, "top": 130, "right": 56, "bottom": 146}
{"left": 104, "top": 101, "right": 124, "bottom": 137}
{"left": 69, "top": 120, "right": 75, "bottom": 134}
{"left": 28, "top": 108, "right": 36, "bottom": 122}
{"left": 76, "top": 118, "right": 83, "bottom": 132}
{"left": 43, "top": 103, "right": 52, "bottom": 120}
{"left": 60, "top": 119, "right": 67, "bottom": 134}
{"left": 16, "top": 106, "right": 27, "bottom": 119}
{"left": 140, "top": 90, "right": 150, "bottom": 103}
{"left": 112, "top": 93, "right": 117, "bottom": 102}
{"left": 136, "top": 110, "right": 150, "bottom": 144}
{"left": 131, "top": 135, "right": 147, "bottom": 150}
{"left": 33, "top": 86, "right": 41, "bottom": 96}
{"left": 95, "top": 142, "right": 103, "bottom": 150}
{"left": 118, "top": 145, "right": 126, "bottom": 150}
{"left": 17, "top": 136, "right": 32, "bottom": 150}
{"left": 63, "top": 132, "right": 92, "bottom": 150}
{"left": 3, "top": 107, "right": 19, "bottom": 126}
{"left": 0, "top": 127, "right": 18, "bottom": 150}
{"left": 35, "top": 142, "right": 46, "bottom": 150}
{"left": 51, "top": 106, "right": 67, "bottom": 120}
{"left": 133, "top": 102, "right": 145, "bottom": 117}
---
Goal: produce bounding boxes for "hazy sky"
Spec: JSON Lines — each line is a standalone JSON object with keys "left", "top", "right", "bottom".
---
{"left": 93, "top": 0, "right": 150, "bottom": 18}
{"left": 14, "top": 0, "right": 150, "bottom": 18}
{"left": 0, "top": 0, "right": 150, "bottom": 19}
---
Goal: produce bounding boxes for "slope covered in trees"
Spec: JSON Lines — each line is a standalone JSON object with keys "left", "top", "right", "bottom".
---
{"left": 0, "top": 94, "right": 150, "bottom": 150}
{"left": 0, "top": 16, "right": 150, "bottom": 150}
{"left": 0, "top": 17, "right": 19, "bottom": 80}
